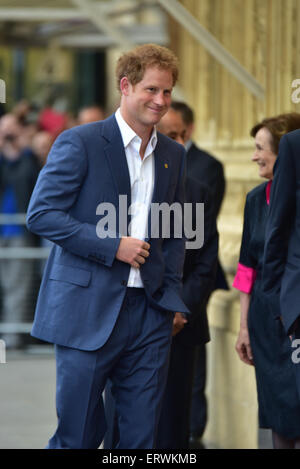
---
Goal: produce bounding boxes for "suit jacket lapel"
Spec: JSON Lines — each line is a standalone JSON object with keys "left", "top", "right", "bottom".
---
{"left": 151, "top": 137, "right": 171, "bottom": 205}
{"left": 145, "top": 136, "right": 171, "bottom": 242}
{"left": 101, "top": 115, "right": 131, "bottom": 235}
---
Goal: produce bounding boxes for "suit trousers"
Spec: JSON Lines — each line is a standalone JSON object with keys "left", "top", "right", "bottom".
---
{"left": 47, "top": 288, "right": 173, "bottom": 449}
{"left": 104, "top": 336, "right": 196, "bottom": 450}
{"left": 190, "top": 344, "right": 207, "bottom": 437}
{"left": 156, "top": 337, "right": 196, "bottom": 449}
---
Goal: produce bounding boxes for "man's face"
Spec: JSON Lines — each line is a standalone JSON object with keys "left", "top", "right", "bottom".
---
{"left": 120, "top": 66, "right": 173, "bottom": 133}
{"left": 158, "top": 109, "right": 186, "bottom": 145}
{"left": 78, "top": 107, "right": 105, "bottom": 125}
{"left": 252, "top": 127, "right": 277, "bottom": 180}
{"left": 184, "top": 122, "right": 194, "bottom": 143}
{"left": 0, "top": 114, "right": 22, "bottom": 159}
{"left": 0, "top": 114, "right": 20, "bottom": 142}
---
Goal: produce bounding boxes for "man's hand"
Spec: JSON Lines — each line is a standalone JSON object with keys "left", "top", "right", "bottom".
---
{"left": 172, "top": 312, "right": 188, "bottom": 337}
{"left": 235, "top": 326, "right": 254, "bottom": 366}
{"left": 116, "top": 237, "right": 150, "bottom": 268}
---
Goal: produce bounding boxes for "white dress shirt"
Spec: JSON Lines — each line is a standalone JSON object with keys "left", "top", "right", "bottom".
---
{"left": 115, "top": 108, "right": 157, "bottom": 287}
{"left": 184, "top": 139, "right": 193, "bottom": 152}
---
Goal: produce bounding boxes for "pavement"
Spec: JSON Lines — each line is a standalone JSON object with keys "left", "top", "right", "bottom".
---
{"left": 0, "top": 345, "right": 273, "bottom": 449}
{"left": 0, "top": 346, "right": 57, "bottom": 449}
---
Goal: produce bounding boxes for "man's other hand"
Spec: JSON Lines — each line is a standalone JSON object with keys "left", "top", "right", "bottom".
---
{"left": 172, "top": 312, "right": 187, "bottom": 336}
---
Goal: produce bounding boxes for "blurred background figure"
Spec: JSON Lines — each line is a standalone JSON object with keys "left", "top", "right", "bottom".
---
{"left": 12, "top": 100, "right": 40, "bottom": 150}
{"left": 167, "top": 101, "right": 228, "bottom": 448}
{"left": 31, "top": 131, "right": 53, "bottom": 169}
{"left": 12, "top": 99, "right": 32, "bottom": 123}
{"left": 0, "top": 113, "right": 39, "bottom": 349}
{"left": 157, "top": 107, "right": 187, "bottom": 143}
{"left": 77, "top": 105, "right": 105, "bottom": 125}
{"left": 171, "top": 102, "right": 226, "bottom": 219}
{"left": 38, "top": 107, "right": 68, "bottom": 139}
{"left": 155, "top": 107, "right": 218, "bottom": 449}
{"left": 233, "top": 113, "right": 300, "bottom": 449}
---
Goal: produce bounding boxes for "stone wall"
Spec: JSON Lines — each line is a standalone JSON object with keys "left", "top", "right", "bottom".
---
{"left": 169, "top": 0, "right": 300, "bottom": 448}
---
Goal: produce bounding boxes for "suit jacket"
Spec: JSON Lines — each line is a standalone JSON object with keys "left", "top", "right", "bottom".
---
{"left": 186, "top": 143, "right": 225, "bottom": 218}
{"left": 176, "top": 177, "right": 218, "bottom": 347}
{"left": 263, "top": 129, "right": 300, "bottom": 334}
{"left": 26, "top": 115, "right": 189, "bottom": 351}
{"left": 186, "top": 142, "right": 228, "bottom": 291}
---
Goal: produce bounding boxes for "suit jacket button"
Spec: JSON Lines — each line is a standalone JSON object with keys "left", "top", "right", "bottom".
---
{"left": 121, "top": 280, "right": 127, "bottom": 286}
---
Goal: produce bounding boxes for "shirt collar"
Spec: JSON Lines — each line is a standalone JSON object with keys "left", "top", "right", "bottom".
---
{"left": 115, "top": 108, "right": 157, "bottom": 154}
{"left": 185, "top": 139, "right": 193, "bottom": 152}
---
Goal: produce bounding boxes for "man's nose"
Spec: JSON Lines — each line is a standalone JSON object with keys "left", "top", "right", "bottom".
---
{"left": 153, "top": 92, "right": 166, "bottom": 106}
{"left": 176, "top": 136, "right": 185, "bottom": 145}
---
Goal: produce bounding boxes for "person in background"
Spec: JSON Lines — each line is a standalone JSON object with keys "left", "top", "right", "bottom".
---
{"left": 31, "top": 131, "right": 53, "bottom": 169}
{"left": 171, "top": 102, "right": 225, "bottom": 218}
{"left": 12, "top": 100, "right": 40, "bottom": 150}
{"left": 38, "top": 106, "right": 68, "bottom": 139}
{"left": 155, "top": 108, "right": 218, "bottom": 448}
{"left": 77, "top": 105, "right": 105, "bottom": 125}
{"left": 170, "top": 101, "right": 228, "bottom": 447}
{"left": 233, "top": 113, "right": 300, "bottom": 449}
{"left": 0, "top": 113, "right": 39, "bottom": 348}
{"left": 31, "top": 130, "right": 55, "bottom": 276}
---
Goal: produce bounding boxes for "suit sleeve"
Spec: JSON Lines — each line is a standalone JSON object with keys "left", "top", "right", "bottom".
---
{"left": 211, "top": 161, "right": 226, "bottom": 218}
{"left": 262, "top": 134, "right": 297, "bottom": 318}
{"left": 26, "top": 128, "right": 121, "bottom": 267}
{"left": 232, "top": 195, "right": 257, "bottom": 293}
{"left": 161, "top": 146, "right": 187, "bottom": 295}
{"left": 182, "top": 184, "right": 218, "bottom": 323}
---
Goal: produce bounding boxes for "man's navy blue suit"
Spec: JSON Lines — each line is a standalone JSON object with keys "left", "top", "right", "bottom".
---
{"left": 26, "top": 114, "right": 189, "bottom": 448}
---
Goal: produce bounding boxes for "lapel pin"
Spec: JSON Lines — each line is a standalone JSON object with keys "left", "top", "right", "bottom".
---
{"left": 164, "top": 163, "right": 168, "bottom": 168}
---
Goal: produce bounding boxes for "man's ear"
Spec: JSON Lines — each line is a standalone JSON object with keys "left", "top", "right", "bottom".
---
{"left": 120, "top": 77, "right": 131, "bottom": 96}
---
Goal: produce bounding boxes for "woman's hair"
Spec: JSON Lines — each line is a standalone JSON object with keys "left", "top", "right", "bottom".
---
{"left": 115, "top": 44, "right": 179, "bottom": 91}
{"left": 250, "top": 112, "right": 300, "bottom": 154}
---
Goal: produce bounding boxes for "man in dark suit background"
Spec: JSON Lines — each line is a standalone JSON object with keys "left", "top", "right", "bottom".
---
{"left": 26, "top": 44, "right": 189, "bottom": 449}
{"left": 171, "top": 102, "right": 225, "bottom": 219}
{"left": 155, "top": 108, "right": 218, "bottom": 448}
{"left": 263, "top": 129, "right": 300, "bottom": 397}
{"left": 156, "top": 175, "right": 218, "bottom": 449}
{"left": 168, "top": 102, "right": 228, "bottom": 447}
